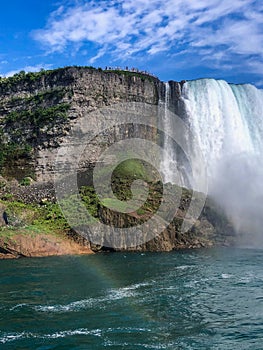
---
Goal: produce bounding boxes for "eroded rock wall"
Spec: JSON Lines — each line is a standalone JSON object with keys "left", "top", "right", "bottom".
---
{"left": 0, "top": 67, "right": 173, "bottom": 182}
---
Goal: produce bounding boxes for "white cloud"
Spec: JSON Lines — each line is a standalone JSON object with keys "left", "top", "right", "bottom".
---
{"left": 246, "top": 60, "right": 263, "bottom": 74}
{"left": 32, "top": 0, "right": 263, "bottom": 74}
{"left": 254, "top": 79, "right": 263, "bottom": 88}
{"left": 2, "top": 64, "right": 53, "bottom": 78}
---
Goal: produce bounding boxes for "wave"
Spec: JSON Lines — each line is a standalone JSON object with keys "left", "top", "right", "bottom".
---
{"left": 45, "top": 328, "right": 102, "bottom": 339}
{"left": 0, "top": 326, "right": 152, "bottom": 344}
{"left": 0, "top": 332, "right": 27, "bottom": 344}
{"left": 0, "top": 328, "right": 102, "bottom": 344}
{"left": 9, "top": 281, "right": 151, "bottom": 314}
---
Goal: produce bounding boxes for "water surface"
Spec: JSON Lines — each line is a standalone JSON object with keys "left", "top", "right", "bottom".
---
{"left": 0, "top": 248, "right": 262, "bottom": 349}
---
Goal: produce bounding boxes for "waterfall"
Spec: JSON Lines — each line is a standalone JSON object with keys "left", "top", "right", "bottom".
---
{"left": 175, "top": 79, "right": 263, "bottom": 187}
{"left": 159, "top": 78, "right": 263, "bottom": 189}
{"left": 176, "top": 78, "right": 263, "bottom": 238}
{"left": 160, "top": 82, "right": 183, "bottom": 184}
{"left": 160, "top": 82, "right": 172, "bottom": 183}
{"left": 158, "top": 77, "right": 263, "bottom": 237}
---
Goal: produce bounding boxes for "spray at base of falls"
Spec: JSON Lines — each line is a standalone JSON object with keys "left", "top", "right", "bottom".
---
{"left": 160, "top": 78, "right": 263, "bottom": 242}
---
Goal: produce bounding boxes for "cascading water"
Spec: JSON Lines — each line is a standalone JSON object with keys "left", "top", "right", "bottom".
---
{"left": 174, "top": 78, "right": 263, "bottom": 240}
{"left": 180, "top": 79, "right": 263, "bottom": 188}
{"left": 159, "top": 78, "right": 263, "bottom": 191}
{"left": 160, "top": 82, "right": 173, "bottom": 183}
{"left": 158, "top": 78, "right": 263, "bottom": 237}
{"left": 160, "top": 82, "right": 188, "bottom": 185}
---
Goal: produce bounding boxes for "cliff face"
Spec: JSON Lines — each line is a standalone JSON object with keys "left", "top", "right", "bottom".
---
{"left": 0, "top": 67, "right": 235, "bottom": 254}
{"left": 94, "top": 184, "right": 235, "bottom": 251}
{"left": 0, "top": 67, "right": 173, "bottom": 182}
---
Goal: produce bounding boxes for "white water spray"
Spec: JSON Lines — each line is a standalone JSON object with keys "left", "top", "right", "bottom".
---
{"left": 178, "top": 78, "right": 263, "bottom": 240}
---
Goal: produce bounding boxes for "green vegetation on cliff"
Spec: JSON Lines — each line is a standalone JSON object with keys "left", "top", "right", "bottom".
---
{"left": 4, "top": 103, "right": 70, "bottom": 127}
{"left": 0, "top": 68, "right": 66, "bottom": 88}
{"left": 0, "top": 101, "right": 70, "bottom": 177}
{"left": 0, "top": 77, "right": 71, "bottom": 177}
{"left": 1, "top": 88, "right": 71, "bottom": 107}
{"left": 0, "top": 199, "right": 68, "bottom": 238}
{"left": 0, "top": 66, "right": 156, "bottom": 91}
{"left": 0, "top": 141, "right": 32, "bottom": 172}
{"left": 0, "top": 174, "right": 235, "bottom": 255}
{"left": 0, "top": 65, "right": 159, "bottom": 181}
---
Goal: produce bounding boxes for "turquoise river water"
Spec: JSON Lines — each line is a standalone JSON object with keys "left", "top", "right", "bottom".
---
{"left": 0, "top": 248, "right": 262, "bottom": 349}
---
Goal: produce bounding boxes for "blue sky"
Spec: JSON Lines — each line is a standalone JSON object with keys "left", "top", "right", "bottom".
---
{"left": 0, "top": 0, "right": 262, "bottom": 87}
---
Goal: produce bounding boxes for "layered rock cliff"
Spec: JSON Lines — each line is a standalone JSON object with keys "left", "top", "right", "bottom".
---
{"left": 0, "top": 67, "right": 166, "bottom": 182}
{"left": 0, "top": 67, "right": 235, "bottom": 255}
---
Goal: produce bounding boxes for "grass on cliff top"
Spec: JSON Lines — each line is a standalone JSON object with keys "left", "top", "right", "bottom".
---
{"left": 114, "top": 159, "right": 148, "bottom": 179}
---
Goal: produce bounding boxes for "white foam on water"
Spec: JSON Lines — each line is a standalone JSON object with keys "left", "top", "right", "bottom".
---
{"left": 238, "top": 276, "right": 253, "bottom": 284}
{"left": 105, "top": 326, "right": 151, "bottom": 333}
{"left": 104, "top": 339, "right": 174, "bottom": 349}
{"left": 0, "top": 328, "right": 102, "bottom": 343}
{"left": 9, "top": 303, "right": 28, "bottom": 311}
{"left": 45, "top": 328, "right": 102, "bottom": 339}
{"left": 221, "top": 273, "right": 233, "bottom": 279}
{"left": 34, "top": 282, "right": 151, "bottom": 313}
{"left": 176, "top": 265, "right": 195, "bottom": 270}
{"left": 0, "top": 332, "right": 28, "bottom": 344}
{"left": 34, "top": 297, "right": 97, "bottom": 313}
{"left": 0, "top": 326, "right": 153, "bottom": 344}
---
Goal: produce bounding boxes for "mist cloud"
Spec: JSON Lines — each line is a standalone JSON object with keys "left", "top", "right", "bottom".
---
{"left": 211, "top": 154, "right": 263, "bottom": 247}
